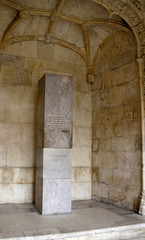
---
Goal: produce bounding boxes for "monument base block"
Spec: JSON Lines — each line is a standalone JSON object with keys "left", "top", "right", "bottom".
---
{"left": 35, "top": 148, "right": 72, "bottom": 215}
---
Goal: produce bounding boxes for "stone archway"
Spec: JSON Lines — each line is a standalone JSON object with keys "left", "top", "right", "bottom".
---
{"left": 91, "top": 0, "right": 145, "bottom": 215}
{"left": 0, "top": 0, "right": 145, "bottom": 214}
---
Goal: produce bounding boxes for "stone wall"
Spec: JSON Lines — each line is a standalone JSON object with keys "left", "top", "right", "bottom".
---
{"left": 92, "top": 31, "right": 141, "bottom": 210}
{"left": 0, "top": 41, "right": 92, "bottom": 203}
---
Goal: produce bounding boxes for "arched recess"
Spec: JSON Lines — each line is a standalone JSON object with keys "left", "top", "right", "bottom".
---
{"left": 92, "top": 30, "right": 141, "bottom": 210}
{"left": 91, "top": 0, "right": 145, "bottom": 215}
{"left": 0, "top": 0, "right": 145, "bottom": 214}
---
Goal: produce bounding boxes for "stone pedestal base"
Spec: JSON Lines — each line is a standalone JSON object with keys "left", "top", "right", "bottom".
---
{"left": 35, "top": 148, "right": 72, "bottom": 215}
{"left": 35, "top": 177, "right": 71, "bottom": 215}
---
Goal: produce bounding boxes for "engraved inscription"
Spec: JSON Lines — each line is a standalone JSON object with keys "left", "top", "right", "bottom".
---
{"left": 43, "top": 149, "right": 72, "bottom": 179}
{"left": 46, "top": 115, "right": 71, "bottom": 130}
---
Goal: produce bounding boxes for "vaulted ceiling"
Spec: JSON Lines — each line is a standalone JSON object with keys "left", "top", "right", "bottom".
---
{"left": 0, "top": 0, "right": 136, "bottom": 78}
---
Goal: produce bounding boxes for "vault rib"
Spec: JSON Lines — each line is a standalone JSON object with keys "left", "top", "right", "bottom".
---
{"left": 82, "top": 28, "right": 90, "bottom": 66}
{"left": 0, "top": 35, "right": 44, "bottom": 52}
{"left": 0, "top": 0, "right": 22, "bottom": 10}
{"left": 1, "top": 14, "right": 21, "bottom": 42}
{"left": 45, "top": 0, "right": 66, "bottom": 40}
{"left": 53, "top": 37, "right": 87, "bottom": 64}
{"left": 56, "top": 0, "right": 66, "bottom": 13}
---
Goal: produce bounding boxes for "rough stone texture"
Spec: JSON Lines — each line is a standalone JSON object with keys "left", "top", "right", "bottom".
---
{"left": 92, "top": 32, "right": 141, "bottom": 211}
{"left": 37, "top": 74, "right": 73, "bottom": 149}
{"left": 0, "top": 38, "right": 92, "bottom": 203}
{"left": 0, "top": 0, "right": 143, "bottom": 210}
{"left": 35, "top": 74, "right": 72, "bottom": 214}
{"left": 43, "top": 178, "right": 72, "bottom": 215}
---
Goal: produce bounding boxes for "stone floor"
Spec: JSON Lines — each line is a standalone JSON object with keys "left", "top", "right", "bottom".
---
{"left": 0, "top": 200, "right": 145, "bottom": 240}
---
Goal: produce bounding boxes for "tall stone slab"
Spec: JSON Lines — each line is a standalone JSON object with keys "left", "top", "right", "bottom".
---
{"left": 35, "top": 73, "right": 73, "bottom": 215}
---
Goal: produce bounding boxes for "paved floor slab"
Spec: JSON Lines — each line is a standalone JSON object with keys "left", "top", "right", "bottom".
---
{"left": 0, "top": 200, "right": 145, "bottom": 239}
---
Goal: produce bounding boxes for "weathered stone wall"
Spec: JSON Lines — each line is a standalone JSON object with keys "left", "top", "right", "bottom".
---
{"left": 92, "top": 31, "right": 141, "bottom": 210}
{"left": 0, "top": 41, "right": 92, "bottom": 203}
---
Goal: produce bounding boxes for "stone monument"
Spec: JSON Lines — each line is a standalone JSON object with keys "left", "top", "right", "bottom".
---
{"left": 35, "top": 73, "right": 73, "bottom": 215}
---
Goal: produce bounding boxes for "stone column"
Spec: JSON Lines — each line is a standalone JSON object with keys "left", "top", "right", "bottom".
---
{"left": 35, "top": 73, "right": 73, "bottom": 215}
{"left": 137, "top": 59, "right": 145, "bottom": 215}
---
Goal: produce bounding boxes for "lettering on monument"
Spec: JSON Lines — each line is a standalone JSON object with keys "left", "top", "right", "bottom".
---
{"left": 43, "top": 148, "right": 72, "bottom": 179}
{"left": 46, "top": 115, "right": 71, "bottom": 130}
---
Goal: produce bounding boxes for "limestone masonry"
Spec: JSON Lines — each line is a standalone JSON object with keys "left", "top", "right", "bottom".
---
{"left": 0, "top": 0, "right": 145, "bottom": 214}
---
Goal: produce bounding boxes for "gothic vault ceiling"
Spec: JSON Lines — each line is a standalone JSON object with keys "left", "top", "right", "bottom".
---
{"left": 0, "top": 0, "right": 139, "bottom": 78}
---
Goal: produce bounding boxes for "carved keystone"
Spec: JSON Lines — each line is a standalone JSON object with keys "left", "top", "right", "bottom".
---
{"left": 82, "top": 22, "right": 91, "bottom": 31}
{"left": 19, "top": 10, "right": 30, "bottom": 19}
{"left": 87, "top": 74, "right": 95, "bottom": 84}
{"left": 51, "top": 13, "right": 61, "bottom": 22}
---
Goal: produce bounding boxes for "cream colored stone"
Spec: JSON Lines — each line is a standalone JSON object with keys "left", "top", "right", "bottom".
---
{"left": 32, "top": 69, "right": 46, "bottom": 86}
{"left": 0, "top": 145, "right": 6, "bottom": 167}
{"left": 73, "top": 110, "right": 91, "bottom": 127}
{"left": 72, "top": 182, "right": 91, "bottom": 200}
{"left": 52, "top": 20, "right": 71, "bottom": 41}
{"left": 20, "top": 41, "right": 37, "bottom": 58}
{"left": 101, "top": 39, "right": 114, "bottom": 59}
{"left": 2, "top": 43, "right": 20, "bottom": 56}
{"left": 7, "top": 145, "right": 35, "bottom": 167}
{"left": 0, "top": 123, "right": 21, "bottom": 145}
{"left": 99, "top": 169, "right": 113, "bottom": 184}
{"left": 93, "top": 182, "right": 108, "bottom": 199}
{"left": 101, "top": 153, "right": 116, "bottom": 169}
{"left": 103, "top": 72, "right": 112, "bottom": 89}
{"left": 109, "top": 106, "right": 124, "bottom": 123}
{"left": 126, "top": 81, "right": 139, "bottom": 104}
{"left": 96, "top": 108, "right": 111, "bottom": 124}
{"left": 7, "top": 105, "right": 36, "bottom": 124}
{"left": 0, "top": 102, "right": 7, "bottom": 122}
{"left": 110, "top": 50, "right": 136, "bottom": 71}
{"left": 92, "top": 167, "right": 99, "bottom": 181}
{"left": 0, "top": 86, "right": 37, "bottom": 108}
{"left": 113, "top": 32, "right": 132, "bottom": 54}
{"left": 113, "top": 120, "right": 140, "bottom": 137}
{"left": 92, "top": 124, "right": 111, "bottom": 139}
{"left": 0, "top": 55, "right": 25, "bottom": 67}
{"left": 73, "top": 74, "right": 91, "bottom": 93}
{"left": 99, "top": 138, "right": 111, "bottom": 152}
{"left": 109, "top": 185, "right": 125, "bottom": 203}
{"left": 0, "top": 184, "right": 34, "bottom": 203}
{"left": 1, "top": 167, "right": 34, "bottom": 184}
{"left": 92, "top": 138, "right": 99, "bottom": 152}
{"left": 0, "top": 0, "right": 142, "bottom": 208}
{"left": 21, "top": 124, "right": 36, "bottom": 146}
{"left": 66, "top": 23, "right": 84, "bottom": 48}
{"left": 59, "top": 61, "right": 87, "bottom": 75}
{"left": 92, "top": 72, "right": 103, "bottom": 91}
{"left": 92, "top": 152, "right": 101, "bottom": 168}
{"left": 109, "top": 85, "right": 126, "bottom": 107}
{"left": 16, "top": 68, "right": 32, "bottom": 86}
{"left": 130, "top": 170, "right": 141, "bottom": 189}
{"left": 111, "top": 62, "right": 138, "bottom": 86}
{"left": 125, "top": 188, "right": 141, "bottom": 210}
{"left": 75, "top": 167, "right": 91, "bottom": 182}
{"left": 72, "top": 168, "right": 76, "bottom": 183}
{"left": 73, "top": 92, "right": 91, "bottom": 112}
{"left": 25, "top": 58, "right": 43, "bottom": 69}
{"left": 53, "top": 45, "right": 70, "bottom": 63}
{"left": 1, "top": 65, "right": 16, "bottom": 86}
{"left": 112, "top": 136, "right": 140, "bottom": 152}
{"left": 72, "top": 147, "right": 91, "bottom": 167}
{"left": 40, "top": 60, "right": 60, "bottom": 72}
{"left": 37, "top": 42, "right": 54, "bottom": 61}
{"left": 73, "top": 127, "right": 91, "bottom": 147}
{"left": 113, "top": 169, "right": 131, "bottom": 186}
{"left": 116, "top": 151, "right": 141, "bottom": 170}
{"left": 69, "top": 51, "right": 85, "bottom": 65}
